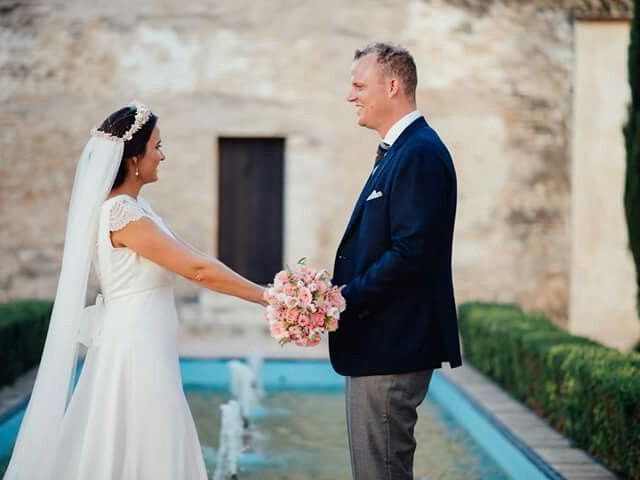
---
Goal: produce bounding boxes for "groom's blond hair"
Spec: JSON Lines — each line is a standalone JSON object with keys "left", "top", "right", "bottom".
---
{"left": 354, "top": 42, "right": 417, "bottom": 100}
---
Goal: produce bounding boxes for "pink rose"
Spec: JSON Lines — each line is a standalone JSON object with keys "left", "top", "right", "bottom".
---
{"left": 299, "top": 266, "right": 315, "bottom": 283}
{"left": 298, "top": 287, "right": 313, "bottom": 308}
{"left": 315, "top": 280, "right": 328, "bottom": 294}
{"left": 305, "top": 335, "right": 321, "bottom": 347}
{"left": 270, "top": 321, "right": 288, "bottom": 340}
{"left": 289, "top": 326, "right": 302, "bottom": 341}
{"left": 327, "top": 290, "right": 346, "bottom": 312}
{"left": 285, "top": 308, "right": 300, "bottom": 324}
{"left": 283, "top": 283, "right": 297, "bottom": 297}
{"left": 298, "top": 313, "right": 311, "bottom": 327}
{"left": 274, "top": 270, "right": 289, "bottom": 287}
{"left": 311, "top": 311, "right": 325, "bottom": 328}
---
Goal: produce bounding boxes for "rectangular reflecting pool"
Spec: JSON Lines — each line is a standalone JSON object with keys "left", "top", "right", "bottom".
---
{"left": 1, "top": 359, "right": 551, "bottom": 479}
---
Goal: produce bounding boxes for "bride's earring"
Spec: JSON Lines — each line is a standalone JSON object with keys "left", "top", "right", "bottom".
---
{"left": 134, "top": 160, "right": 139, "bottom": 177}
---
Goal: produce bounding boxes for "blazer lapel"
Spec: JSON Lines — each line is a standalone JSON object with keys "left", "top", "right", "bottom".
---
{"left": 341, "top": 149, "right": 398, "bottom": 237}
{"left": 338, "top": 117, "right": 427, "bottom": 247}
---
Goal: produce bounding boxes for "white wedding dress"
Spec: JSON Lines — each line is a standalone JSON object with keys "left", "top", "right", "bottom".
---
{"left": 47, "top": 194, "right": 208, "bottom": 479}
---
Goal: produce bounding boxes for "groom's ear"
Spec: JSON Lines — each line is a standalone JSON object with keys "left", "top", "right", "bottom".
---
{"left": 388, "top": 78, "right": 400, "bottom": 98}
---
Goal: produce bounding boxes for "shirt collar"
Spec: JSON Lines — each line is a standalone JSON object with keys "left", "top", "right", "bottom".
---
{"left": 383, "top": 110, "right": 423, "bottom": 146}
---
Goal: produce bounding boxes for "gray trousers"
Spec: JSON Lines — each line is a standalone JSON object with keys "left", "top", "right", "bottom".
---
{"left": 345, "top": 370, "right": 433, "bottom": 480}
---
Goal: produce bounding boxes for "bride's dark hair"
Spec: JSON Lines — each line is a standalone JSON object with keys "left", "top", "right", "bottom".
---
{"left": 97, "top": 106, "right": 158, "bottom": 188}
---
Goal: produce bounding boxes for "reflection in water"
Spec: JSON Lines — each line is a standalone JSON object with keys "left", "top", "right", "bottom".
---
{"left": 187, "top": 390, "right": 509, "bottom": 480}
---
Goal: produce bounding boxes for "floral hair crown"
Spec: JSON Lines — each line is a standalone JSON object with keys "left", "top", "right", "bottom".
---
{"left": 90, "top": 101, "right": 152, "bottom": 142}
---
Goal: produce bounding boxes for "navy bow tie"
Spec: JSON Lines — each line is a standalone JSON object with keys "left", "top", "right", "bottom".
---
{"left": 374, "top": 142, "right": 390, "bottom": 168}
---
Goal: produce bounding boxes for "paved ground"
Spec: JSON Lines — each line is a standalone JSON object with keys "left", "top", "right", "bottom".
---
{"left": 441, "top": 365, "right": 618, "bottom": 479}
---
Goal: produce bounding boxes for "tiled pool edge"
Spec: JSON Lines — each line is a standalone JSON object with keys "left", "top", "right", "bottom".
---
{"left": 440, "top": 365, "right": 618, "bottom": 480}
{"left": 0, "top": 369, "right": 34, "bottom": 459}
{"left": 430, "top": 371, "right": 559, "bottom": 480}
{"left": 0, "top": 369, "right": 34, "bottom": 426}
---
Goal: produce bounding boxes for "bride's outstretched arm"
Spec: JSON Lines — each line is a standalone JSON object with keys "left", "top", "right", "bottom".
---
{"left": 110, "top": 217, "right": 267, "bottom": 305}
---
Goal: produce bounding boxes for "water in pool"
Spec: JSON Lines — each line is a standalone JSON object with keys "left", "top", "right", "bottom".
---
{"left": 1, "top": 360, "right": 511, "bottom": 479}
{"left": 188, "top": 389, "right": 509, "bottom": 479}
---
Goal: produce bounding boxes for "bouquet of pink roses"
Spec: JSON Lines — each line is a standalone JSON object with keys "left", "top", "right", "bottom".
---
{"left": 264, "top": 258, "right": 346, "bottom": 347}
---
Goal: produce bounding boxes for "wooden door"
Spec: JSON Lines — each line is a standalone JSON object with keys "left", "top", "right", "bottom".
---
{"left": 218, "top": 138, "right": 284, "bottom": 284}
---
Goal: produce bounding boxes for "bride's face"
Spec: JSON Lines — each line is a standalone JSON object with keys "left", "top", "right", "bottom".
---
{"left": 137, "top": 126, "right": 165, "bottom": 183}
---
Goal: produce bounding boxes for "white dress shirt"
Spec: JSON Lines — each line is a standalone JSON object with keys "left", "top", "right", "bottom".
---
{"left": 371, "top": 110, "right": 423, "bottom": 174}
{"left": 383, "top": 110, "right": 423, "bottom": 146}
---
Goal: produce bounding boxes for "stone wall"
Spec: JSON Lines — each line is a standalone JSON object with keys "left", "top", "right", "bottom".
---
{"left": 0, "top": 0, "right": 632, "bottom": 334}
{"left": 570, "top": 20, "right": 639, "bottom": 349}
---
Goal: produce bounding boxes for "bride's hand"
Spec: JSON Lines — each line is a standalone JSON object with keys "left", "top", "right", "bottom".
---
{"left": 258, "top": 287, "right": 269, "bottom": 307}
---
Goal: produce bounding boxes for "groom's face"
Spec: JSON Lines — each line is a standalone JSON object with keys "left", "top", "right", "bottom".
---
{"left": 347, "top": 53, "right": 390, "bottom": 131}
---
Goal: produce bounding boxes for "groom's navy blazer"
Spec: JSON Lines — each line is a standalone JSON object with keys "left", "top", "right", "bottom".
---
{"left": 329, "top": 117, "right": 462, "bottom": 376}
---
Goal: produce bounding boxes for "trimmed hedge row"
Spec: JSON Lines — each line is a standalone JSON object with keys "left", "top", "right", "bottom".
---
{"left": 0, "top": 300, "right": 53, "bottom": 387}
{"left": 459, "top": 302, "right": 640, "bottom": 479}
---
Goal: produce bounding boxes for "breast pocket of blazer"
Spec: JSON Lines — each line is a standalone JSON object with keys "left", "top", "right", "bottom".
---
{"left": 365, "top": 189, "right": 384, "bottom": 203}
{"left": 363, "top": 190, "right": 386, "bottom": 219}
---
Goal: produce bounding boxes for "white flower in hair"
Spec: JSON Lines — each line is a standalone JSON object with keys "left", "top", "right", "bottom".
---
{"left": 90, "top": 100, "right": 152, "bottom": 143}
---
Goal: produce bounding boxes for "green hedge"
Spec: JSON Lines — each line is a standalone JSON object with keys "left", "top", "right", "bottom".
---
{"left": 0, "top": 300, "right": 53, "bottom": 387}
{"left": 459, "top": 302, "right": 640, "bottom": 480}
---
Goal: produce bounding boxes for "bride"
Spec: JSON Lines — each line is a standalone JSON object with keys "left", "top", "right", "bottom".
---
{"left": 3, "top": 102, "right": 266, "bottom": 480}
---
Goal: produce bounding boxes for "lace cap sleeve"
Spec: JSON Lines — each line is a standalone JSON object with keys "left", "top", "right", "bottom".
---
{"left": 108, "top": 197, "right": 146, "bottom": 232}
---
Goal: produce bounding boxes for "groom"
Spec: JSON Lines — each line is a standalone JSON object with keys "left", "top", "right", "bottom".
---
{"left": 329, "top": 43, "right": 462, "bottom": 479}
